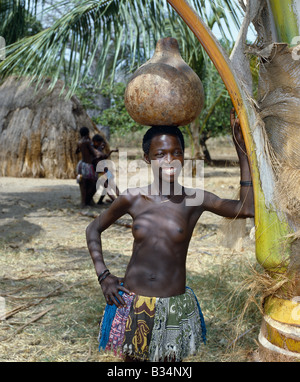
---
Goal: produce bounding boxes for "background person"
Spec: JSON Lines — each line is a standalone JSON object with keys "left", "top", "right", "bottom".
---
{"left": 76, "top": 127, "right": 100, "bottom": 207}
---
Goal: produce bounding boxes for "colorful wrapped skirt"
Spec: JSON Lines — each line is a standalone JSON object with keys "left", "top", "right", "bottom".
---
{"left": 76, "top": 160, "right": 97, "bottom": 180}
{"left": 98, "top": 287, "right": 206, "bottom": 362}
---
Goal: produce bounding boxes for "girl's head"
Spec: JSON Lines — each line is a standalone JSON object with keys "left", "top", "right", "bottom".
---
{"left": 142, "top": 126, "right": 184, "bottom": 155}
{"left": 142, "top": 126, "right": 185, "bottom": 183}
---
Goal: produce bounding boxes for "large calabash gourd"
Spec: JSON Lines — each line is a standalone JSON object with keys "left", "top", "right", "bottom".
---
{"left": 124, "top": 37, "right": 204, "bottom": 126}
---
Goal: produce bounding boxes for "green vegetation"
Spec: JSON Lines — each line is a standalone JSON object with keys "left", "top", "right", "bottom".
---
{"left": 0, "top": 0, "right": 244, "bottom": 152}
{"left": 0, "top": 1, "right": 42, "bottom": 45}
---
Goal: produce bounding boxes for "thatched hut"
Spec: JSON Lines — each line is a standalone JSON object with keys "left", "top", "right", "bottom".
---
{"left": 0, "top": 77, "right": 107, "bottom": 179}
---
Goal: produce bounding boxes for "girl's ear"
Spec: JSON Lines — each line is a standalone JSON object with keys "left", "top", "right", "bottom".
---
{"left": 143, "top": 153, "right": 151, "bottom": 164}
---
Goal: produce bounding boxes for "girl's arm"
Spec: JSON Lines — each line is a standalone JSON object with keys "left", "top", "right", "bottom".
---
{"left": 203, "top": 109, "right": 254, "bottom": 218}
{"left": 86, "top": 193, "right": 133, "bottom": 306}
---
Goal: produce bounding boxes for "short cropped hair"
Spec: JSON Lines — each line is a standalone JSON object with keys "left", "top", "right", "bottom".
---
{"left": 142, "top": 126, "right": 185, "bottom": 155}
{"left": 79, "top": 127, "right": 89, "bottom": 137}
{"left": 92, "top": 134, "right": 104, "bottom": 142}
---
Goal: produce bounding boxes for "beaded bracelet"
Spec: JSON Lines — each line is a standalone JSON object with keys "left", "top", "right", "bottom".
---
{"left": 99, "top": 271, "right": 111, "bottom": 284}
{"left": 97, "top": 269, "right": 109, "bottom": 283}
{"left": 240, "top": 180, "right": 253, "bottom": 187}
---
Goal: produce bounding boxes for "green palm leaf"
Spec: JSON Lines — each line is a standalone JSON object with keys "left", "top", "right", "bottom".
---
{"left": 0, "top": 0, "right": 44, "bottom": 44}
{"left": 0, "top": 0, "right": 242, "bottom": 95}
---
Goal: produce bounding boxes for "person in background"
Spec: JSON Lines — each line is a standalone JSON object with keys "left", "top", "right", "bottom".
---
{"left": 91, "top": 134, "right": 119, "bottom": 204}
{"left": 76, "top": 127, "right": 100, "bottom": 208}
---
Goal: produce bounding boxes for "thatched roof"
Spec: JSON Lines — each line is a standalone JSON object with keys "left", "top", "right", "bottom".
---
{"left": 0, "top": 77, "right": 107, "bottom": 179}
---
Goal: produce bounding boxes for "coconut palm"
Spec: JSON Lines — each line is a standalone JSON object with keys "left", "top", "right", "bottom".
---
{"left": 0, "top": 0, "right": 242, "bottom": 93}
{"left": 0, "top": 0, "right": 241, "bottom": 178}
{"left": 167, "top": 0, "right": 300, "bottom": 361}
{"left": 0, "top": 0, "right": 241, "bottom": 167}
{"left": 0, "top": 0, "right": 43, "bottom": 45}
{"left": 1, "top": 0, "right": 300, "bottom": 361}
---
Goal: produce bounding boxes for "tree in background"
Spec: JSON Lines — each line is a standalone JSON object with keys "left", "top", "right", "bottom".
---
{"left": 186, "top": 46, "right": 233, "bottom": 162}
{"left": 166, "top": 0, "right": 300, "bottom": 362}
{"left": 0, "top": 0, "right": 43, "bottom": 45}
{"left": 1, "top": 0, "right": 300, "bottom": 361}
{"left": 76, "top": 81, "right": 147, "bottom": 145}
{"left": 20, "top": 0, "right": 237, "bottom": 155}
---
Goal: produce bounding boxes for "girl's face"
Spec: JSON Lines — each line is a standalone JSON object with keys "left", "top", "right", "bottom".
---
{"left": 144, "top": 134, "right": 184, "bottom": 183}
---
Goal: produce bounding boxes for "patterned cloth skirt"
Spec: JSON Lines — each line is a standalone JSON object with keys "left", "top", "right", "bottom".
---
{"left": 98, "top": 287, "right": 206, "bottom": 362}
{"left": 76, "top": 160, "right": 97, "bottom": 180}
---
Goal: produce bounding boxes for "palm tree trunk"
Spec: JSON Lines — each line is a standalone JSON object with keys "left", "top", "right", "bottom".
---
{"left": 167, "top": 0, "right": 300, "bottom": 361}
{"left": 166, "top": 0, "right": 291, "bottom": 266}
{"left": 254, "top": 0, "right": 300, "bottom": 361}
{"left": 268, "top": 0, "right": 300, "bottom": 44}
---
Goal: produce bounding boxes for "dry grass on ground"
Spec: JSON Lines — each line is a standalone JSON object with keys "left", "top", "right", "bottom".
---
{"left": 0, "top": 142, "right": 262, "bottom": 362}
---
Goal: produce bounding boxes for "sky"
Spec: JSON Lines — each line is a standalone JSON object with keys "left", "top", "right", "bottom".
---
{"left": 37, "top": 1, "right": 257, "bottom": 43}
{"left": 213, "top": 20, "right": 257, "bottom": 43}
{"left": 210, "top": 4, "right": 257, "bottom": 43}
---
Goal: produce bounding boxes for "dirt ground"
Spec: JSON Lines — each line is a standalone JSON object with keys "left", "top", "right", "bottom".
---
{"left": 0, "top": 141, "right": 259, "bottom": 363}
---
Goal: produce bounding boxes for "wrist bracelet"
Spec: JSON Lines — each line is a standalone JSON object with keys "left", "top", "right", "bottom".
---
{"left": 99, "top": 272, "right": 111, "bottom": 284}
{"left": 240, "top": 180, "right": 253, "bottom": 187}
{"left": 97, "top": 269, "right": 109, "bottom": 282}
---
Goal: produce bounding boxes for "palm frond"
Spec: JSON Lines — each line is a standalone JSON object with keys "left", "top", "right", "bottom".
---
{"left": 0, "top": 0, "right": 44, "bottom": 44}
{"left": 0, "top": 0, "right": 243, "bottom": 95}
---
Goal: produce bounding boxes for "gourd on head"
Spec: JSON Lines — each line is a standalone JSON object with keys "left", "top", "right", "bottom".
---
{"left": 124, "top": 37, "right": 204, "bottom": 127}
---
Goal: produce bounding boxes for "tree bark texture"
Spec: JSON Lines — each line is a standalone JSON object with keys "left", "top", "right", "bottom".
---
{"left": 258, "top": 43, "right": 300, "bottom": 231}
{"left": 167, "top": 0, "right": 300, "bottom": 361}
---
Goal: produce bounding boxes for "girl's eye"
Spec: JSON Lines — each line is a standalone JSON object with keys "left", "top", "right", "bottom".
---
{"left": 155, "top": 152, "right": 164, "bottom": 158}
{"left": 174, "top": 150, "right": 182, "bottom": 156}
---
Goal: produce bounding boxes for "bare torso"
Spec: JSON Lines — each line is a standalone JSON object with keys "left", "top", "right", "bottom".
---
{"left": 77, "top": 137, "right": 98, "bottom": 164}
{"left": 123, "top": 188, "right": 203, "bottom": 297}
{"left": 86, "top": 118, "right": 254, "bottom": 307}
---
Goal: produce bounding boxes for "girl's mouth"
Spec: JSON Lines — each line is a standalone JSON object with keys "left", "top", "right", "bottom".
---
{"left": 161, "top": 167, "right": 176, "bottom": 176}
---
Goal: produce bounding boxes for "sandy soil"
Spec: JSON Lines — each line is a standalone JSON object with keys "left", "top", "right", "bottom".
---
{"left": 0, "top": 143, "right": 257, "bottom": 362}
{"left": 0, "top": 142, "right": 251, "bottom": 251}
{"left": 0, "top": 147, "right": 252, "bottom": 259}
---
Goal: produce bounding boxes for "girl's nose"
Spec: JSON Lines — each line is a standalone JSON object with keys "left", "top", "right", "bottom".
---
{"left": 165, "top": 153, "right": 173, "bottom": 163}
